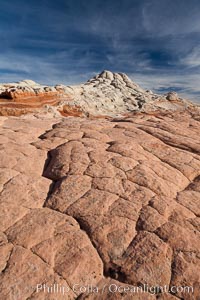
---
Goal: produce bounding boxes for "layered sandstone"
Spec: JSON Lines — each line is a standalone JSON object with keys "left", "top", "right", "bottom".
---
{"left": 0, "top": 80, "right": 70, "bottom": 116}
{"left": 0, "top": 71, "right": 195, "bottom": 117}
{"left": 0, "top": 108, "right": 200, "bottom": 299}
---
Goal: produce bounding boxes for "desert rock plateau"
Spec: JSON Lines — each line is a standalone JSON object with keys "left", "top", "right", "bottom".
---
{"left": 0, "top": 71, "right": 200, "bottom": 300}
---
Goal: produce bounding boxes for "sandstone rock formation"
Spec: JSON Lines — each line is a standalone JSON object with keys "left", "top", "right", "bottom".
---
{"left": 0, "top": 71, "right": 195, "bottom": 117}
{"left": 0, "top": 106, "right": 200, "bottom": 299}
{"left": 0, "top": 80, "right": 60, "bottom": 100}
{"left": 166, "top": 92, "right": 179, "bottom": 101}
{"left": 61, "top": 71, "right": 194, "bottom": 116}
{"left": 0, "top": 80, "right": 70, "bottom": 116}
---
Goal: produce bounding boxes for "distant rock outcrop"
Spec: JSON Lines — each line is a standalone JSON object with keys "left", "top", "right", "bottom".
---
{"left": 0, "top": 80, "right": 71, "bottom": 116}
{"left": 62, "top": 70, "right": 160, "bottom": 115}
{"left": 166, "top": 91, "right": 179, "bottom": 101}
{"left": 0, "top": 80, "right": 58, "bottom": 99}
{"left": 0, "top": 71, "right": 195, "bottom": 117}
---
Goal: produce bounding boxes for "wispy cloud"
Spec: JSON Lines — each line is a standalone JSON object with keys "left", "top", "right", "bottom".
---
{"left": 0, "top": 0, "right": 200, "bottom": 102}
{"left": 131, "top": 72, "right": 200, "bottom": 103}
{"left": 181, "top": 46, "right": 200, "bottom": 68}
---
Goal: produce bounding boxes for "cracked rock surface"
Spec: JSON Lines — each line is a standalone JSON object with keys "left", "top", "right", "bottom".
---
{"left": 0, "top": 110, "right": 200, "bottom": 299}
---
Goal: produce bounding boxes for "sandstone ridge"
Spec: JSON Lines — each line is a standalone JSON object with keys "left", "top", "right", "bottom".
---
{"left": 0, "top": 71, "right": 195, "bottom": 117}
{"left": 0, "top": 79, "right": 70, "bottom": 116}
{"left": 57, "top": 70, "right": 194, "bottom": 116}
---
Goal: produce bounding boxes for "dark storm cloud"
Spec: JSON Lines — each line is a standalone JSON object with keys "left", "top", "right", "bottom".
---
{"left": 0, "top": 0, "right": 200, "bottom": 101}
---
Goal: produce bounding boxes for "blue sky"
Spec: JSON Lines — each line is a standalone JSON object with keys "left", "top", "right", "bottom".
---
{"left": 0, "top": 0, "right": 200, "bottom": 101}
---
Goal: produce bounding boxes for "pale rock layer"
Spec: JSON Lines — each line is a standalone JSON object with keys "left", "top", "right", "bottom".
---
{"left": 0, "top": 71, "right": 195, "bottom": 117}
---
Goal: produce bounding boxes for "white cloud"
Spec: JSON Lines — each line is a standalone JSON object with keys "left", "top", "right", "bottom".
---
{"left": 0, "top": 51, "right": 97, "bottom": 85}
{"left": 181, "top": 46, "right": 200, "bottom": 68}
{"left": 142, "top": 0, "right": 200, "bottom": 37}
{"left": 130, "top": 72, "right": 200, "bottom": 103}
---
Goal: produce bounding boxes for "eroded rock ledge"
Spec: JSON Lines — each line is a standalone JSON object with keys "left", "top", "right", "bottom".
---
{"left": 0, "top": 110, "right": 200, "bottom": 299}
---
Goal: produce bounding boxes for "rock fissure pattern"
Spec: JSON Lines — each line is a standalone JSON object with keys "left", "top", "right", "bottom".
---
{"left": 0, "top": 110, "right": 200, "bottom": 299}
